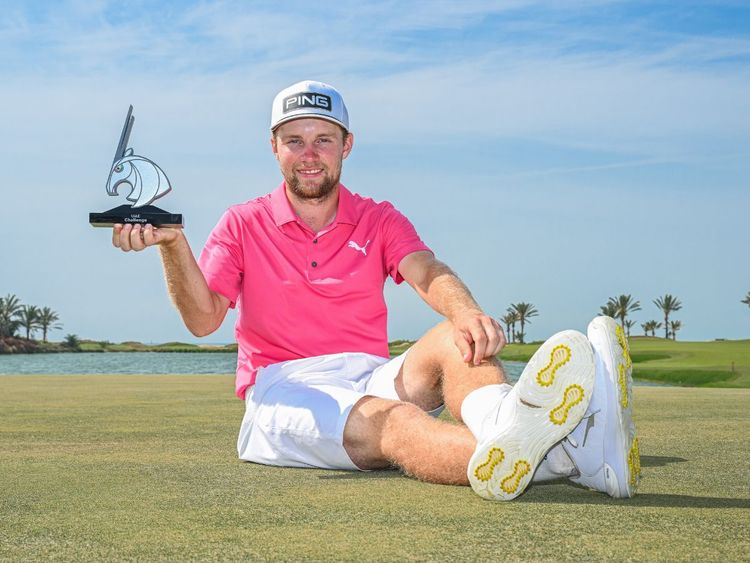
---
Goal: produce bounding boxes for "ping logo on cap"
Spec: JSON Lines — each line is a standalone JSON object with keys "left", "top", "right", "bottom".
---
{"left": 283, "top": 92, "right": 332, "bottom": 114}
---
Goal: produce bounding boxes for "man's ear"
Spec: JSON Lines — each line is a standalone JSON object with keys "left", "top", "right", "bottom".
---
{"left": 270, "top": 135, "right": 279, "bottom": 159}
{"left": 342, "top": 132, "right": 354, "bottom": 160}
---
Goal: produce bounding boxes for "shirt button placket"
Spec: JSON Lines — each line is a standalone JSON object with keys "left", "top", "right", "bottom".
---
{"left": 310, "top": 237, "right": 319, "bottom": 270}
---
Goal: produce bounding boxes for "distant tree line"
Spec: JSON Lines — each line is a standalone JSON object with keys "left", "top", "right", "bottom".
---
{"left": 497, "top": 290, "right": 749, "bottom": 344}
{"left": 497, "top": 293, "right": 688, "bottom": 344}
{"left": 500, "top": 302, "right": 538, "bottom": 344}
{"left": 0, "top": 293, "right": 64, "bottom": 343}
{"left": 4, "top": 289, "right": 747, "bottom": 351}
{"left": 599, "top": 293, "right": 685, "bottom": 340}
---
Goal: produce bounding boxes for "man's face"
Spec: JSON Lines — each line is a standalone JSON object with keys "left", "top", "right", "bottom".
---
{"left": 271, "top": 118, "right": 353, "bottom": 201}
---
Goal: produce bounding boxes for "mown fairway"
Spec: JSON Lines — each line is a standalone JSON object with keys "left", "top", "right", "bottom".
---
{"left": 628, "top": 337, "right": 750, "bottom": 387}
{"left": 1, "top": 375, "right": 748, "bottom": 561}
{"left": 499, "top": 338, "right": 750, "bottom": 388}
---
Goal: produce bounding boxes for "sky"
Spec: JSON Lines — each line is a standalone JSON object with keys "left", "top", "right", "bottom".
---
{"left": 0, "top": 0, "right": 748, "bottom": 345}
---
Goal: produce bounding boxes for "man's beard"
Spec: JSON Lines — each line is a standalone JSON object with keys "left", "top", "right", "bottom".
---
{"left": 285, "top": 169, "right": 340, "bottom": 201}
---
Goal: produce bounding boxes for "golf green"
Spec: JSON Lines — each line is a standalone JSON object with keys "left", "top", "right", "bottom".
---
{"left": 1, "top": 375, "right": 748, "bottom": 560}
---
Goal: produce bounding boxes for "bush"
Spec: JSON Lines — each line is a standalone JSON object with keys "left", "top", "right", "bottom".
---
{"left": 63, "top": 334, "right": 81, "bottom": 351}
{"left": 0, "top": 337, "right": 40, "bottom": 354}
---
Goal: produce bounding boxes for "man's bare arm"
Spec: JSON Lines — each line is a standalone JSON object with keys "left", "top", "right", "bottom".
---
{"left": 112, "top": 223, "right": 230, "bottom": 336}
{"left": 399, "top": 250, "right": 505, "bottom": 364}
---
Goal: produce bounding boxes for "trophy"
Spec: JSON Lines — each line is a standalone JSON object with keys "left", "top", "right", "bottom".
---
{"left": 89, "top": 105, "right": 183, "bottom": 228}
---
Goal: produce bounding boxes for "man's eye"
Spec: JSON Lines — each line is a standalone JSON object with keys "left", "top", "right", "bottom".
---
{"left": 115, "top": 164, "right": 123, "bottom": 172}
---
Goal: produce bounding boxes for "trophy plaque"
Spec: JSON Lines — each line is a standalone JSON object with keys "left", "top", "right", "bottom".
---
{"left": 90, "top": 105, "right": 183, "bottom": 228}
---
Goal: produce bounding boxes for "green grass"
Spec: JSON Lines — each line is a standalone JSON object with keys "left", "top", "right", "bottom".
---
{"left": 388, "top": 339, "right": 413, "bottom": 357}
{"left": 627, "top": 337, "right": 750, "bottom": 388}
{"left": 1, "top": 375, "right": 748, "bottom": 560}
{"left": 76, "top": 340, "right": 239, "bottom": 353}
{"left": 495, "top": 338, "right": 750, "bottom": 388}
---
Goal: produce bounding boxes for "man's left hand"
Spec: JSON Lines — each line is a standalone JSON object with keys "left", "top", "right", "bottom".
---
{"left": 452, "top": 311, "right": 506, "bottom": 365}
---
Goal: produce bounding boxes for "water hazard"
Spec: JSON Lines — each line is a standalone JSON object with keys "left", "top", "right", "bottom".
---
{"left": 0, "top": 353, "right": 528, "bottom": 379}
{"left": 0, "top": 353, "right": 664, "bottom": 385}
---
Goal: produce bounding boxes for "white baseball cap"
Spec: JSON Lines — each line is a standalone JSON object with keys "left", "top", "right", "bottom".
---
{"left": 270, "top": 80, "right": 349, "bottom": 132}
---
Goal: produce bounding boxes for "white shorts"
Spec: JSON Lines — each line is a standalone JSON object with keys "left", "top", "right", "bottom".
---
{"left": 236, "top": 351, "right": 442, "bottom": 471}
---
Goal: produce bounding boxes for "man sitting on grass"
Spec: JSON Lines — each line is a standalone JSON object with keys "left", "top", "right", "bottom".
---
{"left": 111, "top": 80, "right": 640, "bottom": 500}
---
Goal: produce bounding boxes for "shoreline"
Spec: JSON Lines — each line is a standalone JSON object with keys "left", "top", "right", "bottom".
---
{"left": 2, "top": 337, "right": 747, "bottom": 388}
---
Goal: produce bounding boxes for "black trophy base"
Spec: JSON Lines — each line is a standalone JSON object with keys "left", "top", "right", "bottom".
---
{"left": 89, "top": 205, "right": 184, "bottom": 228}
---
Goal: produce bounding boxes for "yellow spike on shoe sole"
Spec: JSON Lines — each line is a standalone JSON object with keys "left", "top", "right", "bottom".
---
{"left": 628, "top": 437, "right": 641, "bottom": 488}
{"left": 501, "top": 460, "right": 532, "bottom": 494}
{"left": 618, "top": 364, "right": 629, "bottom": 409}
{"left": 536, "top": 344, "right": 572, "bottom": 387}
{"left": 473, "top": 447, "right": 505, "bottom": 482}
{"left": 615, "top": 324, "right": 632, "bottom": 369}
{"left": 549, "top": 384, "right": 585, "bottom": 425}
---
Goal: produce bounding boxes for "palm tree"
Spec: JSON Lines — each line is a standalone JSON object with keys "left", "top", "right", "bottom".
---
{"left": 653, "top": 294, "right": 682, "bottom": 339}
{"left": 510, "top": 302, "right": 539, "bottom": 344}
{"left": 600, "top": 301, "right": 619, "bottom": 318}
{"left": 37, "top": 307, "right": 62, "bottom": 342}
{"left": 500, "top": 312, "right": 517, "bottom": 344}
{"left": 609, "top": 294, "right": 641, "bottom": 327}
{"left": 18, "top": 305, "right": 41, "bottom": 340}
{"left": 743, "top": 292, "right": 750, "bottom": 308}
{"left": 642, "top": 320, "right": 662, "bottom": 337}
{"left": 509, "top": 310, "right": 520, "bottom": 343}
{"left": 624, "top": 319, "right": 636, "bottom": 338}
{"left": 669, "top": 320, "right": 682, "bottom": 341}
{"left": 0, "top": 293, "right": 23, "bottom": 338}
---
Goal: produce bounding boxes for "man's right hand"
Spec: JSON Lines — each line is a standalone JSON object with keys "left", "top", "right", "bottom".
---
{"left": 112, "top": 223, "right": 182, "bottom": 252}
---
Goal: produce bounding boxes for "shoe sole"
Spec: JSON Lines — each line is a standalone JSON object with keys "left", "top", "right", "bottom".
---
{"left": 588, "top": 317, "right": 641, "bottom": 497}
{"left": 468, "top": 330, "right": 595, "bottom": 500}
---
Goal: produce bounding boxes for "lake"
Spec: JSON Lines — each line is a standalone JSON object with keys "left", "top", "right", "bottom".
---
{"left": 0, "top": 353, "right": 528, "bottom": 380}
{"left": 0, "top": 353, "right": 665, "bottom": 385}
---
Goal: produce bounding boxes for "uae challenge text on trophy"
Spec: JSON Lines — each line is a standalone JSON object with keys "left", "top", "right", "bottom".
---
{"left": 89, "top": 105, "right": 183, "bottom": 228}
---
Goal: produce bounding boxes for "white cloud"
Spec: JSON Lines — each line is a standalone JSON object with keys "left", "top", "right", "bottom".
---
{"left": 0, "top": 0, "right": 748, "bottom": 342}
{"left": 2, "top": 0, "right": 747, "bottom": 162}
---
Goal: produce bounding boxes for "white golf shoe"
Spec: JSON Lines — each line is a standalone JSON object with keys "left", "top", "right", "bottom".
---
{"left": 468, "top": 330, "right": 595, "bottom": 501}
{"left": 562, "top": 316, "right": 641, "bottom": 498}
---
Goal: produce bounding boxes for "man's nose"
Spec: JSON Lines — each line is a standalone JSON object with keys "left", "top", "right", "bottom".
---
{"left": 301, "top": 143, "right": 318, "bottom": 160}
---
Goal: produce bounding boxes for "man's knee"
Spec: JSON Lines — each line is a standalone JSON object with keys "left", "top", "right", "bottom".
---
{"left": 343, "top": 397, "right": 424, "bottom": 470}
{"left": 431, "top": 319, "right": 456, "bottom": 347}
{"left": 407, "top": 320, "right": 459, "bottom": 368}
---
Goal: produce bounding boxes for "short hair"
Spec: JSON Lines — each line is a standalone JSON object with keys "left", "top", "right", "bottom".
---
{"left": 273, "top": 123, "right": 349, "bottom": 143}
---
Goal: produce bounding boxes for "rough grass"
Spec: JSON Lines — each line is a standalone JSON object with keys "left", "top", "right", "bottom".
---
{"left": 1, "top": 375, "right": 748, "bottom": 561}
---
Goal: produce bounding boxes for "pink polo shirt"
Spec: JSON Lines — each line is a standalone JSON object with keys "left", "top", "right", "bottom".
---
{"left": 198, "top": 183, "right": 432, "bottom": 399}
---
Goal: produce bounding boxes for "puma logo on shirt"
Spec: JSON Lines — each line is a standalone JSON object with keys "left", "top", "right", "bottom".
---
{"left": 348, "top": 240, "right": 370, "bottom": 256}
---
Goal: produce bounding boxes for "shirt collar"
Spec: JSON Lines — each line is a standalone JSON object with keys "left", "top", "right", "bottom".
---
{"left": 270, "top": 182, "right": 357, "bottom": 227}
{"left": 270, "top": 183, "right": 297, "bottom": 226}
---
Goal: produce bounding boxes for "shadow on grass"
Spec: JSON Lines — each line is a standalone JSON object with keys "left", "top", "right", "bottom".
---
{"left": 520, "top": 486, "right": 750, "bottom": 509}
{"left": 318, "top": 456, "right": 687, "bottom": 480}
{"left": 320, "top": 471, "right": 750, "bottom": 509}
{"left": 641, "top": 455, "right": 688, "bottom": 467}
{"left": 319, "top": 469, "right": 401, "bottom": 480}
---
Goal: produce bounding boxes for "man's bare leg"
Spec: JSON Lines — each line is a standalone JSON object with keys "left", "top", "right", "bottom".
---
{"left": 392, "top": 320, "right": 508, "bottom": 418}
{"left": 343, "top": 320, "right": 509, "bottom": 484}
{"left": 343, "top": 322, "right": 596, "bottom": 496}
{"left": 344, "top": 397, "right": 474, "bottom": 484}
